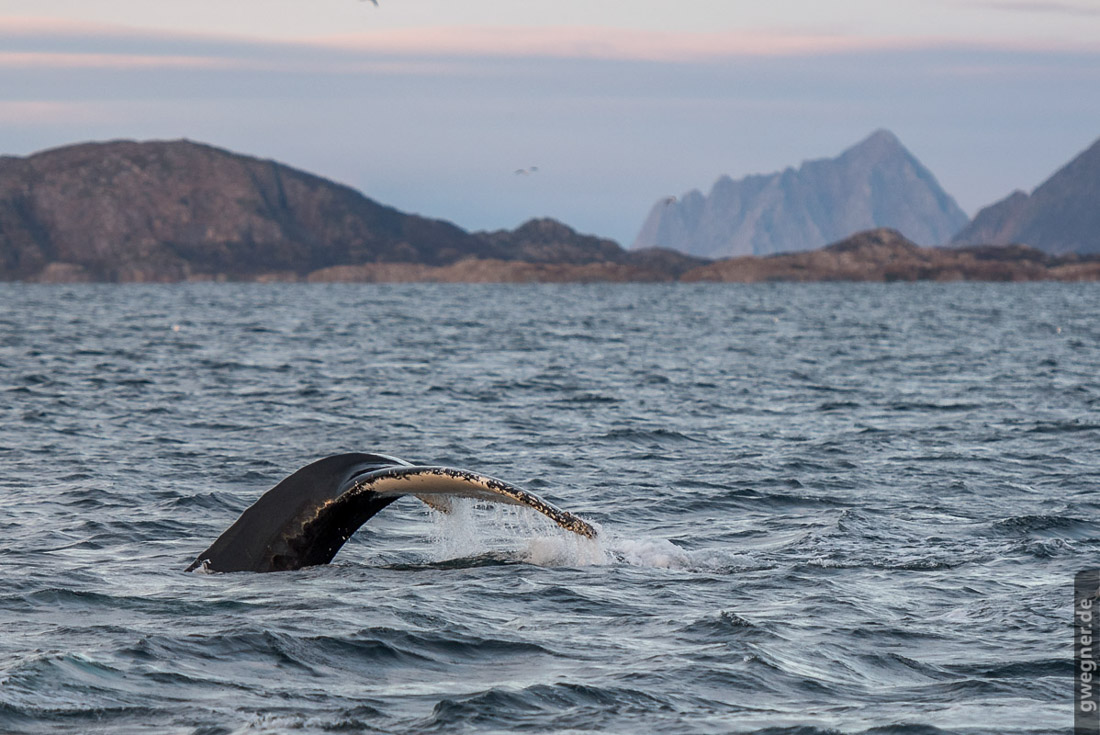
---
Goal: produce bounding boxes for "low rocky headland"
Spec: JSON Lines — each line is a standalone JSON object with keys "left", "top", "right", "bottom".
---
{"left": 681, "top": 229, "right": 1100, "bottom": 283}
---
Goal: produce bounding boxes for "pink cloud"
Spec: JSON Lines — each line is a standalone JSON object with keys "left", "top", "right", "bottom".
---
{"left": 0, "top": 16, "right": 1095, "bottom": 74}
{"left": 311, "top": 26, "right": 927, "bottom": 62}
{"left": 0, "top": 50, "right": 469, "bottom": 76}
{"left": 307, "top": 25, "right": 1099, "bottom": 61}
{"left": 6, "top": 16, "right": 920, "bottom": 62}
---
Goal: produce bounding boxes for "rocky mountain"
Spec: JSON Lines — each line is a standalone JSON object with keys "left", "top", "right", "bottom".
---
{"left": 6, "top": 137, "right": 1097, "bottom": 284}
{"left": 633, "top": 130, "right": 969, "bottom": 258}
{"left": 952, "top": 136, "right": 1100, "bottom": 254}
{"left": 0, "top": 139, "right": 702, "bottom": 283}
{"left": 0, "top": 139, "right": 496, "bottom": 281}
{"left": 681, "top": 228, "right": 1100, "bottom": 283}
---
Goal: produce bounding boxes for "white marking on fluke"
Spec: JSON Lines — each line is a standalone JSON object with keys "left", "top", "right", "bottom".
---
{"left": 348, "top": 466, "right": 597, "bottom": 539}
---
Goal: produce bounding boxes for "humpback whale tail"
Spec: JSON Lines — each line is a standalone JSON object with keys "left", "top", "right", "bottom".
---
{"left": 187, "top": 453, "right": 596, "bottom": 573}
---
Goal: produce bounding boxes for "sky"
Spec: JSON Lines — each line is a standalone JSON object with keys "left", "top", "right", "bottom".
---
{"left": 1, "top": 1, "right": 1098, "bottom": 245}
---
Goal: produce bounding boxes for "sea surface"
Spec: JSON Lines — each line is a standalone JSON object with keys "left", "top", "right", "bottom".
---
{"left": 0, "top": 283, "right": 1096, "bottom": 735}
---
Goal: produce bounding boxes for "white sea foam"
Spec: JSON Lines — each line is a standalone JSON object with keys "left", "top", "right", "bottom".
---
{"left": 424, "top": 499, "right": 607, "bottom": 565}
{"left": 604, "top": 536, "right": 693, "bottom": 568}
{"left": 422, "top": 500, "right": 741, "bottom": 572}
{"left": 523, "top": 532, "right": 610, "bottom": 566}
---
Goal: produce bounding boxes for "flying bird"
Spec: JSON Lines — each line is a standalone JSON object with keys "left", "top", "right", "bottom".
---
{"left": 514, "top": 166, "right": 540, "bottom": 176}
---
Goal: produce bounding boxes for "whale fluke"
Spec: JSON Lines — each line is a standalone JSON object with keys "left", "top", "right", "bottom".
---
{"left": 186, "top": 453, "right": 596, "bottom": 573}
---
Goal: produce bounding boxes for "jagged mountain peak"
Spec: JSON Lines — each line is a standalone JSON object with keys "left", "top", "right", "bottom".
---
{"left": 846, "top": 128, "right": 904, "bottom": 156}
{"left": 634, "top": 131, "right": 967, "bottom": 258}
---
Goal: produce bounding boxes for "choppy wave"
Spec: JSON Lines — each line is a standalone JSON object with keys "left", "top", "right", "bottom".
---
{"left": 1, "top": 282, "right": 1092, "bottom": 734}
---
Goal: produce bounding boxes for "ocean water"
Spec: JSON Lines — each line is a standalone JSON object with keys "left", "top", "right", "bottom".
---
{"left": 0, "top": 282, "right": 1096, "bottom": 735}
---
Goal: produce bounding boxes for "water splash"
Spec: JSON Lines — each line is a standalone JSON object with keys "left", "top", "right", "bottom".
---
{"left": 523, "top": 532, "right": 610, "bottom": 566}
{"left": 425, "top": 500, "right": 608, "bottom": 566}
{"left": 422, "top": 500, "right": 743, "bottom": 572}
{"left": 604, "top": 536, "right": 692, "bottom": 568}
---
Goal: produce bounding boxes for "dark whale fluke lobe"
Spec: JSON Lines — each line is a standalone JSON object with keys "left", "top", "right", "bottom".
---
{"left": 187, "top": 453, "right": 596, "bottom": 573}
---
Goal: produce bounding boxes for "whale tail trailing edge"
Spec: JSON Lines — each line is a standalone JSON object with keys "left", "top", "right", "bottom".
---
{"left": 187, "top": 453, "right": 596, "bottom": 573}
